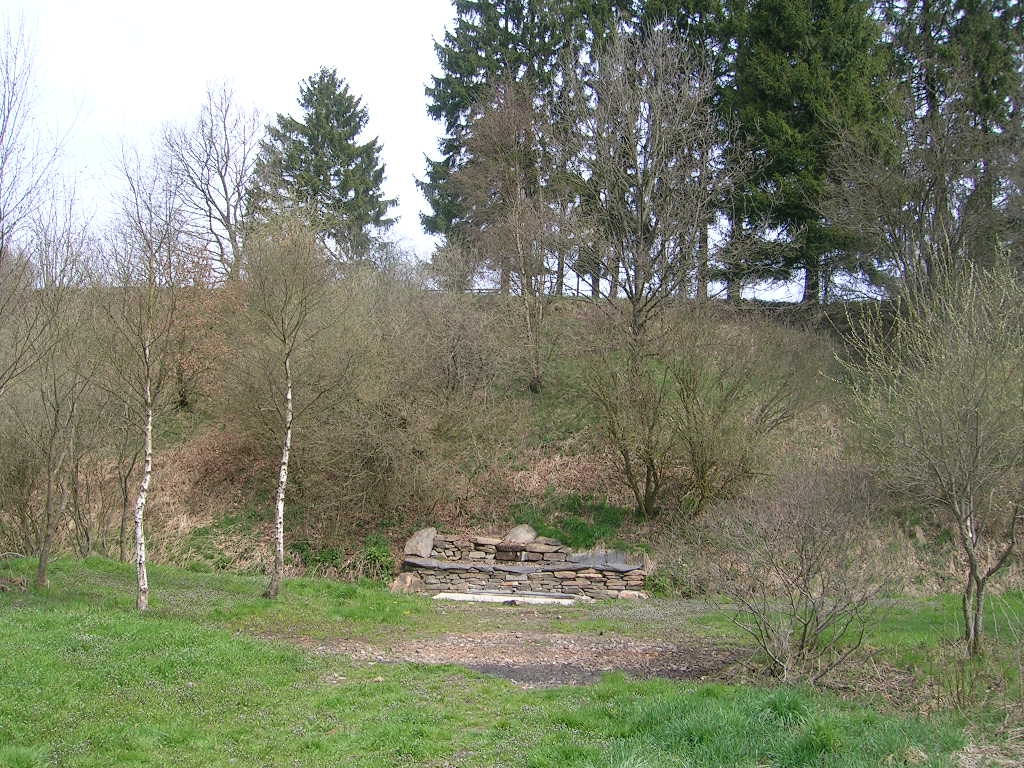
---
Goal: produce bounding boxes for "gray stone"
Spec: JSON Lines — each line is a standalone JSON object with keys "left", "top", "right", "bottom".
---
{"left": 618, "top": 590, "right": 649, "bottom": 600}
{"left": 403, "top": 527, "right": 437, "bottom": 558}
{"left": 498, "top": 524, "right": 537, "bottom": 551}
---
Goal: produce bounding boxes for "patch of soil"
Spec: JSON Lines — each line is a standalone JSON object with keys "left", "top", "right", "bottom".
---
{"left": 290, "top": 630, "right": 741, "bottom": 688}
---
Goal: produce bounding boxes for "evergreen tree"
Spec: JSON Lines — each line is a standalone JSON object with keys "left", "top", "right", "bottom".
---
{"left": 252, "top": 68, "right": 395, "bottom": 261}
{"left": 884, "top": 0, "right": 1022, "bottom": 273}
{"left": 726, "top": 0, "right": 891, "bottom": 302}
{"left": 421, "top": 1, "right": 634, "bottom": 241}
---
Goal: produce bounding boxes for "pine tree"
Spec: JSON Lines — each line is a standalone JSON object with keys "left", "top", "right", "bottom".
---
{"left": 727, "top": 0, "right": 891, "bottom": 302}
{"left": 252, "top": 68, "right": 395, "bottom": 261}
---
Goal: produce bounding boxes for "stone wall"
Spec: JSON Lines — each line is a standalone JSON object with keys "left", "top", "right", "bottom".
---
{"left": 391, "top": 525, "right": 650, "bottom": 600}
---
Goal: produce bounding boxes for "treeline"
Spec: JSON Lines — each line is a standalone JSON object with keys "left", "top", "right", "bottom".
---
{"left": 423, "top": 0, "right": 1022, "bottom": 303}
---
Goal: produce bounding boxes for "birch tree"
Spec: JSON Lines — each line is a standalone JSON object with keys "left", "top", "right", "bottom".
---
{"left": 243, "top": 215, "right": 334, "bottom": 599}
{"left": 104, "top": 152, "right": 187, "bottom": 611}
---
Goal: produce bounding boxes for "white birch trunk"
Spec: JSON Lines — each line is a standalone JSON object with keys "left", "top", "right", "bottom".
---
{"left": 134, "top": 376, "right": 153, "bottom": 611}
{"left": 264, "top": 356, "right": 292, "bottom": 599}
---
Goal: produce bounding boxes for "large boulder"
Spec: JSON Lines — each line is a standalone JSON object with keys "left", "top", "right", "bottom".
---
{"left": 497, "top": 524, "right": 537, "bottom": 551}
{"left": 403, "top": 527, "right": 437, "bottom": 558}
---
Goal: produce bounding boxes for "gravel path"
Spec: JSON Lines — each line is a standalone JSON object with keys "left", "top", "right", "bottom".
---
{"left": 292, "top": 630, "right": 740, "bottom": 688}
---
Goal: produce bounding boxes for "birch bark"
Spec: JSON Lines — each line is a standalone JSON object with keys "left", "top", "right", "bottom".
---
{"left": 264, "top": 356, "right": 292, "bottom": 599}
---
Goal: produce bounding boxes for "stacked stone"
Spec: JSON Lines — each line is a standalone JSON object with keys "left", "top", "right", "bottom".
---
{"left": 392, "top": 524, "right": 650, "bottom": 600}
{"left": 429, "top": 535, "right": 501, "bottom": 562}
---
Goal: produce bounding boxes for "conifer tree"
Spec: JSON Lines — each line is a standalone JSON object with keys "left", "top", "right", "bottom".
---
{"left": 726, "top": 0, "right": 891, "bottom": 302}
{"left": 252, "top": 68, "right": 395, "bottom": 261}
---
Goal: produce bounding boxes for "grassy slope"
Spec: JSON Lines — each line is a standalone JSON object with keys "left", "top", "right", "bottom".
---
{"left": 0, "top": 558, "right": 969, "bottom": 768}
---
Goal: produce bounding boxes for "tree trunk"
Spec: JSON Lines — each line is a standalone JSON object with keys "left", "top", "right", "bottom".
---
{"left": 264, "top": 356, "right": 293, "bottom": 599}
{"left": 802, "top": 257, "right": 821, "bottom": 305}
{"left": 696, "top": 223, "right": 709, "bottom": 301}
{"left": 134, "top": 397, "right": 153, "bottom": 612}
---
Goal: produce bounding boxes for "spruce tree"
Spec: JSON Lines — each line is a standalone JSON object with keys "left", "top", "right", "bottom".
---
{"left": 421, "top": 1, "right": 635, "bottom": 240}
{"left": 252, "top": 68, "right": 395, "bottom": 261}
{"left": 727, "top": 0, "right": 891, "bottom": 302}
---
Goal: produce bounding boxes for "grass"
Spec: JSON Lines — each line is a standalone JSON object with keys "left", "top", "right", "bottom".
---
{"left": 0, "top": 557, "right": 970, "bottom": 767}
{"left": 511, "top": 491, "right": 637, "bottom": 551}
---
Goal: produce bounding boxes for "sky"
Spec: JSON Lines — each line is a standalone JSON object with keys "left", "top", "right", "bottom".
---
{"left": 5, "top": 0, "right": 455, "bottom": 258}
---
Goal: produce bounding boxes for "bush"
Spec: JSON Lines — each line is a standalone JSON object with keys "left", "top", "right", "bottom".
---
{"left": 711, "top": 463, "right": 897, "bottom": 683}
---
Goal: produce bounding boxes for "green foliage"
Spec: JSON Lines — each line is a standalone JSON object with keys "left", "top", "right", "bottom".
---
{"left": 511, "top": 491, "right": 634, "bottom": 550}
{"left": 287, "top": 540, "right": 343, "bottom": 571}
{"left": 251, "top": 68, "right": 394, "bottom": 258}
{"left": 727, "top": 0, "right": 893, "bottom": 299}
{"left": 358, "top": 534, "right": 394, "bottom": 584}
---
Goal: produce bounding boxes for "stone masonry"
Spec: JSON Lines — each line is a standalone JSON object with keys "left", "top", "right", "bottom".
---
{"left": 391, "top": 525, "right": 651, "bottom": 600}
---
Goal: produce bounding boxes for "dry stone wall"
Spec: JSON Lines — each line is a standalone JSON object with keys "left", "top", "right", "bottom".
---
{"left": 392, "top": 525, "right": 650, "bottom": 600}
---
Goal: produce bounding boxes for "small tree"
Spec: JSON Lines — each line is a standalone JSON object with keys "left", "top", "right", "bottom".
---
{"left": 453, "top": 80, "right": 557, "bottom": 391}
{"left": 103, "top": 152, "right": 188, "bottom": 611}
{"left": 242, "top": 215, "right": 335, "bottom": 599}
{"left": 670, "top": 309, "right": 808, "bottom": 515}
{"left": 713, "top": 464, "right": 896, "bottom": 682}
{"left": 846, "top": 263, "right": 1024, "bottom": 656}
{"left": 548, "top": 30, "right": 748, "bottom": 516}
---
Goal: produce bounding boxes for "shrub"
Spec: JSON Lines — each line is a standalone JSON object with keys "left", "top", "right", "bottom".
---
{"left": 711, "top": 463, "right": 897, "bottom": 682}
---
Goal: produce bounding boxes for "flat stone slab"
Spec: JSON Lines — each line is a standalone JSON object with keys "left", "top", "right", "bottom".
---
{"left": 403, "top": 556, "right": 644, "bottom": 574}
{"left": 568, "top": 547, "right": 646, "bottom": 568}
{"left": 432, "top": 592, "right": 591, "bottom": 605}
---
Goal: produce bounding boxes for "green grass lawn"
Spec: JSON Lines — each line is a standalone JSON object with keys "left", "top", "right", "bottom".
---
{"left": 0, "top": 557, "right": 976, "bottom": 767}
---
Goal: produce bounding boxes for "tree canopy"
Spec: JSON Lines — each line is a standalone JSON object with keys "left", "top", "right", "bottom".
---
{"left": 251, "top": 67, "right": 395, "bottom": 261}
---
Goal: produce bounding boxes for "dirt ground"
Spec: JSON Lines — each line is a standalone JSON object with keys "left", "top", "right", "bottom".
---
{"left": 293, "top": 629, "right": 741, "bottom": 688}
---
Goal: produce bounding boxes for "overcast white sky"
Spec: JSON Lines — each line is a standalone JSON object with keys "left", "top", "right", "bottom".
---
{"left": 6, "top": 0, "right": 455, "bottom": 258}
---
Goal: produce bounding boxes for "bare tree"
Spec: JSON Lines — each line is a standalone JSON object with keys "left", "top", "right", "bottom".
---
{"left": 0, "top": 20, "right": 63, "bottom": 400}
{"left": 21, "top": 203, "right": 93, "bottom": 587}
{"left": 103, "top": 151, "right": 189, "bottom": 611}
{"left": 549, "top": 29, "right": 741, "bottom": 516}
{"left": 712, "top": 464, "right": 897, "bottom": 683}
{"left": 669, "top": 308, "right": 808, "bottom": 515}
{"left": 454, "top": 80, "right": 557, "bottom": 392}
{"left": 846, "top": 262, "right": 1024, "bottom": 656}
{"left": 828, "top": 63, "right": 1021, "bottom": 289}
{"left": 550, "top": 29, "right": 735, "bottom": 339}
{"left": 242, "top": 215, "right": 335, "bottom": 599}
{"left": 163, "top": 84, "right": 261, "bottom": 281}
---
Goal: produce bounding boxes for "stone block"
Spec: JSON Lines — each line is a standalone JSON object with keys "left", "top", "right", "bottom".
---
{"left": 389, "top": 572, "right": 423, "bottom": 593}
{"left": 525, "top": 542, "right": 560, "bottom": 553}
{"left": 403, "top": 527, "right": 436, "bottom": 558}
{"left": 472, "top": 536, "right": 502, "bottom": 546}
